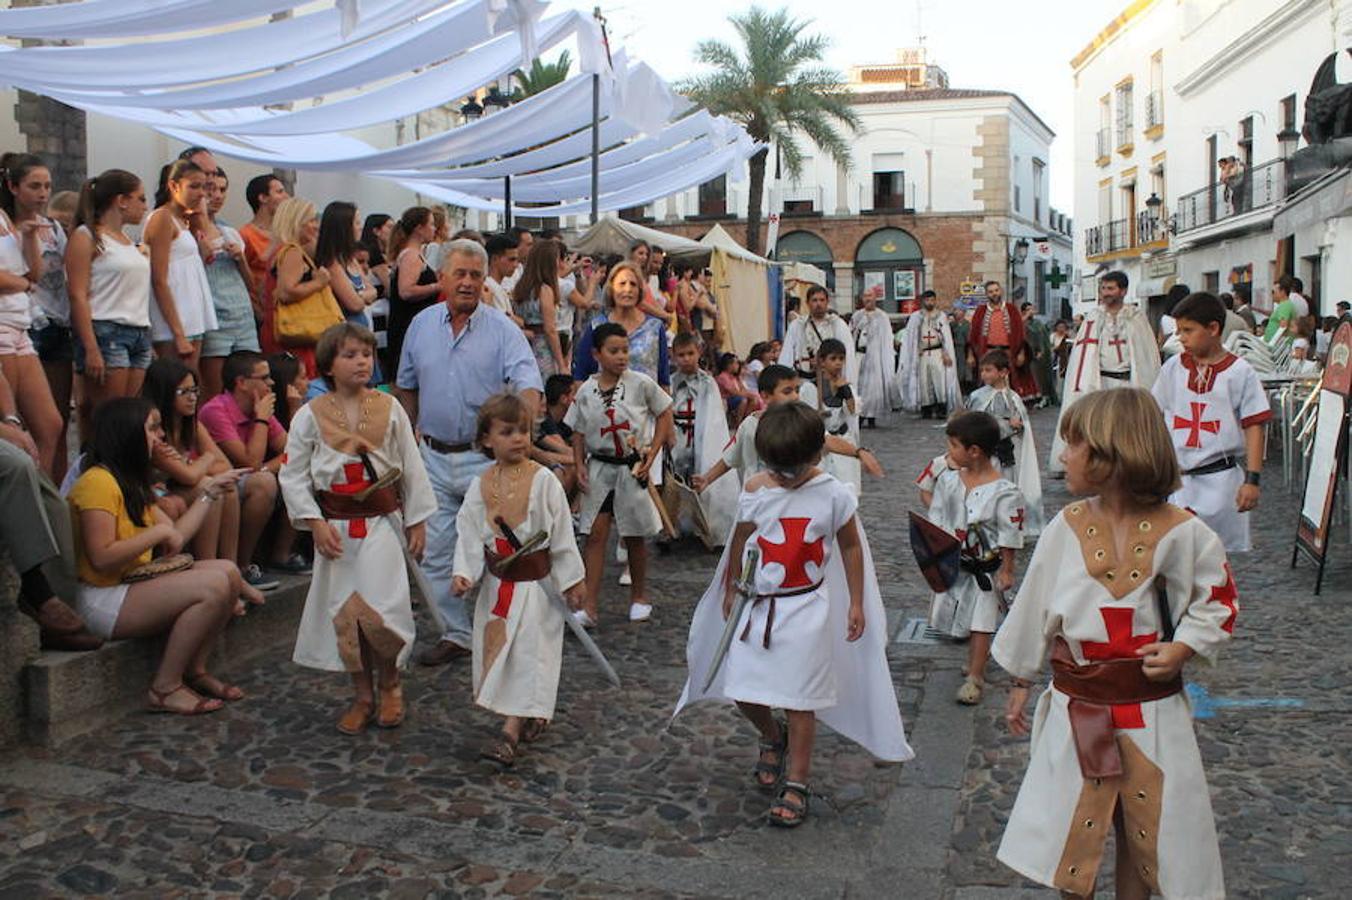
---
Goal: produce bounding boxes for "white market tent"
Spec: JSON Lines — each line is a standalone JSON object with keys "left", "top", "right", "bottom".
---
{"left": 570, "top": 217, "right": 707, "bottom": 261}
{"left": 0, "top": 0, "right": 762, "bottom": 221}
{"left": 699, "top": 224, "right": 778, "bottom": 355}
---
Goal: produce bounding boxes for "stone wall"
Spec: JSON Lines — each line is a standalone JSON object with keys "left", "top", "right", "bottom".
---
{"left": 10, "top": 0, "right": 88, "bottom": 191}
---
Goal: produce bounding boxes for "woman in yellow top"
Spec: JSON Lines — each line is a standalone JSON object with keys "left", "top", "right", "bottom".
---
{"left": 68, "top": 396, "right": 263, "bottom": 715}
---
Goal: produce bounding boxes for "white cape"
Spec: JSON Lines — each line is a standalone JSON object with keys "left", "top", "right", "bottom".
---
{"left": 678, "top": 371, "right": 740, "bottom": 543}
{"left": 967, "top": 386, "right": 1044, "bottom": 537}
{"left": 896, "top": 310, "right": 962, "bottom": 413}
{"left": 850, "top": 308, "right": 897, "bottom": 418}
{"left": 779, "top": 313, "right": 857, "bottom": 384}
{"left": 672, "top": 517, "right": 913, "bottom": 763}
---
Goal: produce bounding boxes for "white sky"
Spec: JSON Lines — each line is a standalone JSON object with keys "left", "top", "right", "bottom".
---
{"left": 555, "top": 0, "right": 1127, "bottom": 211}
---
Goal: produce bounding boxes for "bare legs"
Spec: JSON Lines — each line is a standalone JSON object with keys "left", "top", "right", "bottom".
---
{"left": 199, "top": 356, "right": 225, "bottom": 401}
{"left": 737, "top": 702, "right": 816, "bottom": 823}
{"left": 237, "top": 471, "right": 277, "bottom": 569}
{"left": 582, "top": 516, "right": 649, "bottom": 620}
{"left": 967, "top": 631, "right": 993, "bottom": 684}
{"left": 1, "top": 354, "right": 63, "bottom": 476}
{"left": 79, "top": 368, "right": 146, "bottom": 449}
{"left": 40, "top": 356, "right": 72, "bottom": 485}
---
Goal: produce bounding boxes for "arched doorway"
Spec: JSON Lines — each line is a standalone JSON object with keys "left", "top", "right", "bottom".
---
{"left": 854, "top": 227, "right": 924, "bottom": 314}
{"left": 775, "top": 230, "right": 836, "bottom": 292}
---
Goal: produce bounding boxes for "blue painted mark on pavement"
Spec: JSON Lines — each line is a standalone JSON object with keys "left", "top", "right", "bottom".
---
{"left": 1185, "top": 683, "right": 1306, "bottom": 719}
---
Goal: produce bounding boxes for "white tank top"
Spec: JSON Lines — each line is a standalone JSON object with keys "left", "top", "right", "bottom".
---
{"left": 82, "top": 225, "right": 152, "bottom": 328}
{"left": 0, "top": 211, "right": 33, "bottom": 331}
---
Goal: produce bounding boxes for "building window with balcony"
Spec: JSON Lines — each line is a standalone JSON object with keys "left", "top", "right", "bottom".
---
{"left": 1146, "top": 52, "right": 1164, "bottom": 138}
{"left": 1097, "top": 96, "right": 1112, "bottom": 166}
{"left": 697, "top": 175, "right": 728, "bottom": 217}
{"left": 872, "top": 171, "right": 906, "bottom": 211}
{"left": 1032, "top": 158, "right": 1045, "bottom": 224}
{"left": 1115, "top": 79, "right": 1134, "bottom": 153}
{"left": 784, "top": 199, "right": 815, "bottom": 215}
{"left": 1281, "top": 94, "right": 1297, "bottom": 132}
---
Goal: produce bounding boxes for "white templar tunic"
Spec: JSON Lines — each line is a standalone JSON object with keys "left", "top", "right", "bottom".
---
{"left": 453, "top": 466, "right": 585, "bottom": 720}
{"left": 565, "top": 369, "right": 672, "bottom": 537}
{"left": 1050, "top": 304, "right": 1161, "bottom": 472}
{"left": 1152, "top": 352, "right": 1271, "bottom": 552}
{"left": 966, "top": 385, "right": 1044, "bottom": 536}
{"left": 779, "top": 312, "right": 857, "bottom": 383}
{"left": 281, "top": 391, "right": 436, "bottom": 672}
{"left": 850, "top": 307, "right": 897, "bottom": 417}
{"left": 896, "top": 308, "right": 962, "bottom": 412}
{"left": 926, "top": 468, "right": 1024, "bottom": 637}
{"left": 993, "top": 503, "right": 1235, "bottom": 900}
{"left": 675, "top": 473, "right": 912, "bottom": 762}
{"left": 670, "top": 369, "right": 740, "bottom": 544}
{"left": 819, "top": 379, "right": 861, "bottom": 495}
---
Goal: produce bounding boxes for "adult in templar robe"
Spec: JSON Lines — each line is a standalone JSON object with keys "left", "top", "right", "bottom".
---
{"left": 1049, "top": 270, "right": 1161, "bottom": 474}
{"left": 896, "top": 290, "right": 962, "bottom": 419}
{"left": 968, "top": 281, "right": 1038, "bottom": 400}
{"left": 848, "top": 285, "right": 895, "bottom": 428}
{"left": 778, "top": 284, "right": 856, "bottom": 391}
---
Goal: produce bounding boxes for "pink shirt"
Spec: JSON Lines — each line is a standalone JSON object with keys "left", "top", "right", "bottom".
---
{"left": 199, "top": 391, "right": 285, "bottom": 449}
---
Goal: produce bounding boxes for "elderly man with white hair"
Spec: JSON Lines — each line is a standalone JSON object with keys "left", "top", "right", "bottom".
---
{"left": 395, "top": 239, "right": 543, "bottom": 667}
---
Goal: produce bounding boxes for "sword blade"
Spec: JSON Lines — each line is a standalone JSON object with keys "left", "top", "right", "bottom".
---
{"left": 551, "top": 591, "right": 621, "bottom": 687}
{"left": 701, "top": 548, "right": 759, "bottom": 693}
{"left": 384, "top": 512, "right": 450, "bottom": 636}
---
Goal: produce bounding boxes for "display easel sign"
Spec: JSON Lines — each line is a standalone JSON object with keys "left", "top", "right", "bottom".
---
{"left": 1293, "top": 320, "right": 1352, "bottom": 594}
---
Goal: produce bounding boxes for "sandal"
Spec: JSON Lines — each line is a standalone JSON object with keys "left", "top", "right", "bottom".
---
{"left": 768, "top": 780, "right": 811, "bottom": 828}
{"left": 337, "top": 699, "right": 375, "bottom": 735}
{"left": 186, "top": 673, "right": 245, "bottom": 702}
{"left": 479, "top": 734, "right": 519, "bottom": 767}
{"left": 147, "top": 684, "right": 223, "bottom": 716}
{"left": 376, "top": 682, "right": 404, "bottom": 729}
{"left": 520, "top": 717, "right": 549, "bottom": 744}
{"left": 753, "top": 719, "right": 788, "bottom": 791}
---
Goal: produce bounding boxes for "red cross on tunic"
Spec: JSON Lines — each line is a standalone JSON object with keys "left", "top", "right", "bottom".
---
{"left": 490, "top": 537, "right": 517, "bottom": 618}
{"left": 1071, "top": 320, "right": 1099, "bottom": 392}
{"left": 1173, "top": 400, "right": 1221, "bottom": 449}
{"left": 757, "top": 517, "right": 825, "bottom": 589}
{"left": 330, "top": 461, "right": 372, "bottom": 539}
{"left": 1106, "top": 334, "right": 1128, "bottom": 365}
{"left": 1009, "top": 508, "right": 1026, "bottom": 530}
{"left": 1081, "top": 607, "right": 1158, "bottom": 729}
{"left": 1209, "top": 563, "right": 1238, "bottom": 634}
{"left": 600, "top": 407, "right": 632, "bottom": 455}
{"left": 673, "top": 396, "right": 697, "bottom": 449}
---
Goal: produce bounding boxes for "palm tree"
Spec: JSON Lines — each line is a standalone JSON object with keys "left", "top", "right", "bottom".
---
{"left": 512, "top": 51, "right": 572, "bottom": 100}
{"left": 678, "top": 6, "right": 858, "bottom": 252}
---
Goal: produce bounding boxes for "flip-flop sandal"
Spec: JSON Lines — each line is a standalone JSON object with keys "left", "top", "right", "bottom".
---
{"left": 768, "top": 781, "right": 811, "bottom": 828}
{"left": 753, "top": 718, "right": 789, "bottom": 791}
{"left": 147, "top": 684, "right": 223, "bottom": 716}
{"left": 187, "top": 674, "right": 245, "bottom": 702}
{"left": 479, "top": 735, "right": 518, "bottom": 767}
{"left": 520, "top": 717, "right": 549, "bottom": 744}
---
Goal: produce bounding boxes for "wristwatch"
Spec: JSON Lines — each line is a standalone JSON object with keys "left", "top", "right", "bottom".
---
{"left": 1244, "top": 470, "right": 1261, "bottom": 486}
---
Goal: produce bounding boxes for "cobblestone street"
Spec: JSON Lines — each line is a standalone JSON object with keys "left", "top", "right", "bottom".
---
{"left": 1, "top": 407, "right": 1348, "bottom": 898}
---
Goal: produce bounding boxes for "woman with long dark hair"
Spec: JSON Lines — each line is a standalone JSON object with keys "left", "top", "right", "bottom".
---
{"left": 68, "top": 396, "right": 262, "bottom": 714}
{"left": 511, "top": 237, "right": 566, "bottom": 377}
{"left": 384, "top": 206, "right": 439, "bottom": 372}
{"left": 316, "top": 202, "right": 382, "bottom": 384}
{"left": 144, "top": 159, "right": 217, "bottom": 371}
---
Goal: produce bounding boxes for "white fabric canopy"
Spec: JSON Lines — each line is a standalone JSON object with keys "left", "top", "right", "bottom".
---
{"left": 67, "top": 12, "right": 595, "bottom": 138}
{"left": 571, "top": 218, "right": 708, "bottom": 260}
{"left": 30, "top": 0, "right": 536, "bottom": 109}
{"left": 0, "top": 0, "right": 454, "bottom": 90}
{"left": 700, "top": 223, "right": 773, "bottom": 266}
{"left": 0, "top": 0, "right": 304, "bottom": 39}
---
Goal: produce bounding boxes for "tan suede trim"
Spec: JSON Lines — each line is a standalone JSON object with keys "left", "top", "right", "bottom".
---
{"left": 312, "top": 390, "right": 393, "bottom": 457}
{"left": 332, "top": 591, "right": 406, "bottom": 672}
{"left": 1064, "top": 502, "right": 1192, "bottom": 600}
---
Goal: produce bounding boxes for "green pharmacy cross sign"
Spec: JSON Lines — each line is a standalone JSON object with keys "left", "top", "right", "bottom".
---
{"left": 1044, "top": 263, "right": 1068, "bottom": 290}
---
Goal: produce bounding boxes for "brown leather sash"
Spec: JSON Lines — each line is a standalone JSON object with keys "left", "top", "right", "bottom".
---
{"left": 485, "top": 547, "right": 552, "bottom": 583}
{"left": 1050, "top": 637, "right": 1182, "bottom": 780}
{"left": 316, "top": 486, "right": 400, "bottom": 520}
{"left": 739, "top": 581, "right": 823, "bottom": 649}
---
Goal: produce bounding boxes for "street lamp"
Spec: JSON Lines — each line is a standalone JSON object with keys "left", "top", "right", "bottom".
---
{"left": 459, "top": 97, "right": 483, "bottom": 122}
{"left": 483, "top": 85, "right": 511, "bottom": 115}
{"left": 1011, "top": 237, "right": 1030, "bottom": 266}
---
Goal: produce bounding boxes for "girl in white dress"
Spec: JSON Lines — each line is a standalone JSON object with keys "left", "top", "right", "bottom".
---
{"left": 995, "top": 388, "right": 1233, "bottom": 899}
{"left": 280, "top": 323, "right": 435, "bottom": 735}
{"left": 452, "top": 393, "right": 585, "bottom": 767}
{"left": 144, "top": 160, "right": 217, "bottom": 372}
{"left": 676, "top": 402, "right": 912, "bottom": 827}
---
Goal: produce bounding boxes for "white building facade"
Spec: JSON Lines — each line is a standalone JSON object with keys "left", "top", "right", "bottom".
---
{"left": 1072, "top": 0, "right": 1352, "bottom": 319}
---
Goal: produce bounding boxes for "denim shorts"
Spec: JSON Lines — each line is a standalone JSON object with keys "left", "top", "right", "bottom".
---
{"left": 30, "top": 321, "right": 75, "bottom": 364}
{"left": 201, "top": 304, "right": 261, "bottom": 358}
{"left": 75, "top": 320, "right": 153, "bottom": 373}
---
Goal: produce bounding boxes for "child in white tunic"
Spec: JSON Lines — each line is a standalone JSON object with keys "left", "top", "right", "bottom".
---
{"left": 664, "top": 332, "right": 740, "bottom": 546}
{"left": 452, "top": 393, "right": 585, "bottom": 767}
{"left": 915, "top": 450, "right": 955, "bottom": 509}
{"left": 676, "top": 402, "right": 912, "bottom": 828}
{"left": 1150, "top": 292, "right": 1271, "bottom": 552}
{"left": 926, "top": 412, "right": 1024, "bottom": 706}
{"left": 995, "top": 388, "right": 1233, "bottom": 900}
{"left": 815, "top": 339, "right": 862, "bottom": 495}
{"left": 280, "top": 324, "right": 435, "bottom": 735}
{"left": 566, "top": 322, "right": 674, "bottom": 625}
{"left": 967, "top": 349, "right": 1045, "bottom": 536}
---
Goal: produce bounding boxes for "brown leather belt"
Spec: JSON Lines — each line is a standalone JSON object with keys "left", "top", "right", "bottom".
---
{"left": 316, "top": 486, "right": 400, "bottom": 520}
{"left": 1051, "top": 637, "right": 1182, "bottom": 779}
{"left": 739, "top": 580, "right": 823, "bottom": 649}
{"left": 485, "top": 547, "right": 552, "bottom": 582}
{"left": 422, "top": 435, "right": 474, "bottom": 454}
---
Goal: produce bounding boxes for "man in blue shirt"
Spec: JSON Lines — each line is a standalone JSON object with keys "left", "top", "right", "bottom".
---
{"left": 396, "top": 239, "right": 543, "bottom": 666}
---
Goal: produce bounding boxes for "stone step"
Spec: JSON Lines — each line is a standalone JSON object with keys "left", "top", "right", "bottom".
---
{"left": 21, "top": 573, "right": 311, "bottom": 747}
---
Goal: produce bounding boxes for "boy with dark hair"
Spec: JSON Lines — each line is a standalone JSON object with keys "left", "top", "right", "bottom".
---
{"left": 566, "top": 322, "right": 674, "bottom": 625}
{"left": 1151, "top": 291, "right": 1271, "bottom": 551}
{"left": 816, "top": 338, "right": 862, "bottom": 494}
{"left": 535, "top": 373, "right": 578, "bottom": 496}
{"left": 666, "top": 332, "right": 739, "bottom": 545}
{"left": 926, "top": 411, "right": 1023, "bottom": 705}
{"left": 484, "top": 233, "right": 521, "bottom": 319}
{"left": 967, "top": 349, "right": 1043, "bottom": 535}
{"left": 676, "top": 401, "right": 912, "bottom": 827}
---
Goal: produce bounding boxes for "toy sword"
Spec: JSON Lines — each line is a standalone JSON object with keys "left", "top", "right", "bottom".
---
{"left": 496, "top": 517, "right": 621, "bottom": 688}
{"left": 702, "top": 547, "right": 759, "bottom": 693}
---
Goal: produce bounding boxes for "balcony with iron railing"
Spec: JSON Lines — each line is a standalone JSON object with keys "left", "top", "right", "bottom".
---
{"left": 1174, "top": 158, "right": 1287, "bottom": 234}
{"left": 780, "top": 185, "right": 824, "bottom": 217}
{"left": 1145, "top": 90, "right": 1164, "bottom": 135}
{"left": 1084, "top": 219, "right": 1131, "bottom": 258}
{"left": 1096, "top": 128, "right": 1111, "bottom": 164}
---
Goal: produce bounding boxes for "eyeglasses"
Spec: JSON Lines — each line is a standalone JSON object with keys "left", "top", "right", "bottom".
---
{"left": 175, "top": 386, "right": 200, "bottom": 397}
